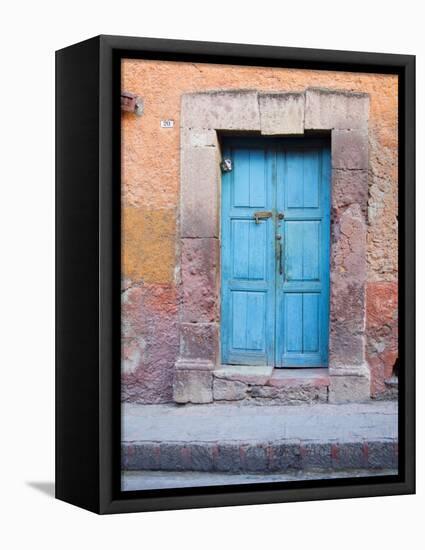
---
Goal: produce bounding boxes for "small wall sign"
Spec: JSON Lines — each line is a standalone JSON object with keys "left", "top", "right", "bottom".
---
{"left": 160, "top": 119, "right": 174, "bottom": 128}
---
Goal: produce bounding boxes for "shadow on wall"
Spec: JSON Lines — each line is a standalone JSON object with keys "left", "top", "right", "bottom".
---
{"left": 392, "top": 357, "right": 399, "bottom": 378}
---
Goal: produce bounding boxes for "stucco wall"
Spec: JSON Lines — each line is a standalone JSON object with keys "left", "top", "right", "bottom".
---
{"left": 121, "top": 59, "right": 398, "bottom": 402}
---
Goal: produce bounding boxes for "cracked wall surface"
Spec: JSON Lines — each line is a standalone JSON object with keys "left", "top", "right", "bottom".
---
{"left": 121, "top": 59, "right": 398, "bottom": 402}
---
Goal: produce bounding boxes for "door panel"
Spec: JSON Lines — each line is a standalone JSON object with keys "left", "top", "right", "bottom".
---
{"left": 221, "top": 145, "right": 275, "bottom": 366}
{"left": 276, "top": 146, "right": 331, "bottom": 367}
{"left": 285, "top": 221, "right": 320, "bottom": 281}
{"left": 221, "top": 139, "right": 330, "bottom": 368}
{"left": 232, "top": 149, "right": 267, "bottom": 207}
{"left": 231, "top": 291, "right": 266, "bottom": 351}
{"left": 231, "top": 219, "right": 267, "bottom": 280}
{"left": 303, "top": 293, "right": 320, "bottom": 352}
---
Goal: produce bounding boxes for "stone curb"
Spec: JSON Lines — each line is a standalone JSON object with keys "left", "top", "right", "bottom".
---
{"left": 122, "top": 439, "right": 398, "bottom": 473}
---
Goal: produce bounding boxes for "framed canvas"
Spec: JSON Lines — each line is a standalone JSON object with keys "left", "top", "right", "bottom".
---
{"left": 56, "top": 35, "right": 415, "bottom": 514}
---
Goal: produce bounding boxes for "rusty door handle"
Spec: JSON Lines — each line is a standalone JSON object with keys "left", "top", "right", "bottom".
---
{"left": 276, "top": 236, "right": 283, "bottom": 275}
{"left": 253, "top": 211, "right": 273, "bottom": 224}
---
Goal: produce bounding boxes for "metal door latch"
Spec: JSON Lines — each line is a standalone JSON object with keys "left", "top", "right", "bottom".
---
{"left": 253, "top": 211, "right": 273, "bottom": 224}
{"left": 276, "top": 235, "right": 283, "bottom": 275}
{"left": 220, "top": 158, "right": 232, "bottom": 172}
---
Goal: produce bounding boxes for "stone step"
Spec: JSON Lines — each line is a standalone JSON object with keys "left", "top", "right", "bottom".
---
{"left": 122, "top": 439, "right": 398, "bottom": 473}
{"left": 212, "top": 366, "right": 330, "bottom": 404}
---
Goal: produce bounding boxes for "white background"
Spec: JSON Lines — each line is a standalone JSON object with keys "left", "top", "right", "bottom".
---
{"left": 0, "top": 1, "right": 422, "bottom": 548}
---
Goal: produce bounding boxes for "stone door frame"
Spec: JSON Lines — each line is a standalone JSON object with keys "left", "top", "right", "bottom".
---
{"left": 174, "top": 88, "right": 371, "bottom": 404}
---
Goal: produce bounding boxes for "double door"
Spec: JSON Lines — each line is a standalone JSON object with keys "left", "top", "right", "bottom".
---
{"left": 220, "top": 137, "right": 331, "bottom": 367}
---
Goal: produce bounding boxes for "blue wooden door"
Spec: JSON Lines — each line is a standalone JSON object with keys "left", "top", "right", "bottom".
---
{"left": 221, "top": 138, "right": 330, "bottom": 368}
{"left": 275, "top": 145, "right": 331, "bottom": 367}
{"left": 220, "top": 145, "right": 276, "bottom": 365}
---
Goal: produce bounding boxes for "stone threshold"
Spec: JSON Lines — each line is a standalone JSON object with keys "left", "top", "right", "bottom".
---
{"left": 212, "top": 366, "right": 330, "bottom": 404}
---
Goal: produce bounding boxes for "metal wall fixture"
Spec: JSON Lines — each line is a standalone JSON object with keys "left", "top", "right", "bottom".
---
{"left": 121, "top": 92, "right": 144, "bottom": 116}
{"left": 220, "top": 158, "right": 232, "bottom": 172}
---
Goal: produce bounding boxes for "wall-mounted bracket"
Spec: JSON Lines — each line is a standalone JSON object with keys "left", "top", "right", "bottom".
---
{"left": 121, "top": 92, "right": 144, "bottom": 116}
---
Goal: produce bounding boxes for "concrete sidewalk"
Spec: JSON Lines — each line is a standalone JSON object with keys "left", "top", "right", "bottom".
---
{"left": 122, "top": 401, "right": 398, "bottom": 473}
{"left": 122, "top": 469, "right": 396, "bottom": 491}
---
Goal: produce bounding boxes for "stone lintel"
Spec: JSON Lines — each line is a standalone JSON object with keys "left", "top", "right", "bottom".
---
{"left": 305, "top": 88, "right": 369, "bottom": 130}
{"left": 181, "top": 90, "right": 261, "bottom": 130}
{"left": 259, "top": 92, "right": 305, "bottom": 135}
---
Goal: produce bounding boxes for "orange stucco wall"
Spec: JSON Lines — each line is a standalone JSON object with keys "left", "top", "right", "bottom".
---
{"left": 121, "top": 59, "right": 398, "bottom": 402}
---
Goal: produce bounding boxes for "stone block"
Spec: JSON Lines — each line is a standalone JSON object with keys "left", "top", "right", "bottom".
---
{"left": 181, "top": 90, "right": 261, "bottom": 130}
{"left": 180, "top": 322, "right": 218, "bottom": 362}
{"left": 330, "top": 203, "right": 367, "bottom": 367}
{"left": 301, "top": 443, "right": 333, "bottom": 469}
{"left": 122, "top": 443, "right": 160, "bottom": 470}
{"left": 213, "top": 378, "right": 248, "bottom": 401}
{"left": 250, "top": 385, "right": 279, "bottom": 399}
{"left": 175, "top": 358, "right": 215, "bottom": 371}
{"left": 181, "top": 146, "right": 220, "bottom": 238}
{"left": 181, "top": 127, "right": 218, "bottom": 148}
{"left": 331, "top": 204, "right": 367, "bottom": 280}
{"left": 332, "top": 442, "right": 366, "bottom": 469}
{"left": 173, "top": 370, "right": 213, "bottom": 404}
{"left": 214, "top": 365, "right": 273, "bottom": 385}
{"left": 367, "top": 441, "right": 398, "bottom": 469}
{"left": 305, "top": 88, "right": 369, "bottom": 130}
{"left": 214, "top": 444, "right": 241, "bottom": 472}
{"left": 190, "top": 444, "right": 215, "bottom": 471}
{"left": 331, "top": 169, "right": 368, "bottom": 217}
{"left": 332, "top": 129, "right": 369, "bottom": 169}
{"left": 241, "top": 445, "right": 268, "bottom": 472}
{"left": 269, "top": 443, "right": 302, "bottom": 471}
{"left": 329, "top": 323, "right": 365, "bottom": 367}
{"left": 181, "top": 237, "right": 218, "bottom": 323}
{"left": 160, "top": 443, "right": 191, "bottom": 470}
{"left": 267, "top": 369, "right": 330, "bottom": 388}
{"left": 328, "top": 369, "right": 371, "bottom": 403}
{"left": 259, "top": 92, "right": 305, "bottom": 135}
{"left": 250, "top": 384, "right": 328, "bottom": 405}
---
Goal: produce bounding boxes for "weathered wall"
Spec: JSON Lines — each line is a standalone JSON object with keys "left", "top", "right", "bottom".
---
{"left": 121, "top": 59, "right": 398, "bottom": 402}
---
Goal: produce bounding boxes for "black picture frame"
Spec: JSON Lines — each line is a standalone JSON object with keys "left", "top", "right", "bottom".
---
{"left": 56, "top": 35, "right": 415, "bottom": 514}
